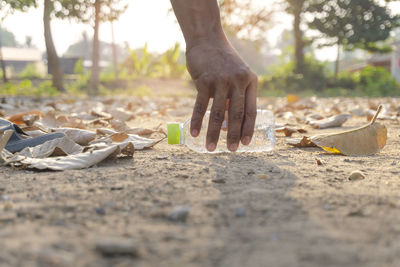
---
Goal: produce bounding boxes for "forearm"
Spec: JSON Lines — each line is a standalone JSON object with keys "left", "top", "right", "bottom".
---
{"left": 170, "top": 0, "right": 229, "bottom": 49}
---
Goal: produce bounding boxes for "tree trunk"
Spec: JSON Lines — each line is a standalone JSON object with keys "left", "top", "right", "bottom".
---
{"left": 0, "top": 33, "right": 8, "bottom": 83}
{"left": 334, "top": 41, "right": 341, "bottom": 80}
{"left": 89, "top": 0, "right": 101, "bottom": 95}
{"left": 43, "top": 0, "right": 65, "bottom": 92}
{"left": 111, "top": 21, "right": 119, "bottom": 81}
{"left": 293, "top": 0, "right": 305, "bottom": 75}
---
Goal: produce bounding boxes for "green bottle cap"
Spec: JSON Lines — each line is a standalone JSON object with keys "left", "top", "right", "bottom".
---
{"left": 167, "top": 122, "right": 181, "bottom": 144}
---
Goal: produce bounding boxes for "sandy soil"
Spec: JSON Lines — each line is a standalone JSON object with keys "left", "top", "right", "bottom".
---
{"left": 0, "top": 94, "right": 400, "bottom": 267}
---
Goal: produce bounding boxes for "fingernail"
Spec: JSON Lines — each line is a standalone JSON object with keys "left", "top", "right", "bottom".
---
{"left": 207, "top": 143, "right": 216, "bottom": 151}
{"left": 242, "top": 136, "right": 251, "bottom": 145}
{"left": 229, "top": 143, "right": 238, "bottom": 152}
{"left": 191, "top": 129, "right": 199, "bottom": 137}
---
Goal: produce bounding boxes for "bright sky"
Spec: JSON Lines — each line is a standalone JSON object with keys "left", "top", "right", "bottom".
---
{"left": 3, "top": 1, "right": 400, "bottom": 61}
{"left": 3, "top": 1, "right": 185, "bottom": 55}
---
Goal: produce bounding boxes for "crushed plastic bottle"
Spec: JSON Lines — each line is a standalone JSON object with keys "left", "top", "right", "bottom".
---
{"left": 167, "top": 109, "right": 275, "bottom": 153}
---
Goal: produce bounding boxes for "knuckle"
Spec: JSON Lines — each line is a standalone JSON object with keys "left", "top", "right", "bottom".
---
{"left": 199, "top": 74, "right": 215, "bottom": 88}
{"left": 193, "top": 102, "right": 207, "bottom": 115}
{"left": 246, "top": 110, "right": 257, "bottom": 120}
{"left": 232, "top": 109, "right": 244, "bottom": 120}
{"left": 211, "top": 109, "right": 225, "bottom": 124}
{"left": 251, "top": 73, "right": 258, "bottom": 83}
{"left": 234, "top": 68, "right": 250, "bottom": 83}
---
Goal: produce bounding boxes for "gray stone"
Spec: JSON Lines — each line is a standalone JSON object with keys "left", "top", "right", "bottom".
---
{"left": 95, "top": 238, "right": 138, "bottom": 257}
{"left": 168, "top": 205, "right": 190, "bottom": 222}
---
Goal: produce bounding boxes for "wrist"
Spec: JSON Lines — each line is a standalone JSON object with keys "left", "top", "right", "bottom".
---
{"left": 184, "top": 19, "right": 229, "bottom": 51}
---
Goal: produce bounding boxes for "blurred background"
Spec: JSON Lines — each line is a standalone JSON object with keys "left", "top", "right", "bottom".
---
{"left": 0, "top": 0, "right": 400, "bottom": 97}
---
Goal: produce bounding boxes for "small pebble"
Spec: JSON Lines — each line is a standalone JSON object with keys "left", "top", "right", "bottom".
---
{"left": 95, "top": 238, "right": 138, "bottom": 257}
{"left": 95, "top": 207, "right": 106, "bottom": 215}
{"left": 0, "top": 212, "right": 16, "bottom": 223}
{"left": 168, "top": 205, "right": 190, "bottom": 222}
{"left": 235, "top": 207, "right": 246, "bottom": 218}
{"left": 212, "top": 178, "right": 226, "bottom": 184}
{"left": 1, "top": 195, "right": 9, "bottom": 201}
{"left": 348, "top": 171, "right": 365, "bottom": 181}
{"left": 315, "top": 158, "right": 323, "bottom": 165}
{"left": 256, "top": 174, "right": 269, "bottom": 179}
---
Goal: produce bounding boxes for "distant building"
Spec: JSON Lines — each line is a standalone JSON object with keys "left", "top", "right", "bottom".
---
{"left": 347, "top": 41, "right": 400, "bottom": 82}
{"left": 47, "top": 57, "right": 80, "bottom": 75}
{"left": 1, "top": 46, "right": 45, "bottom": 74}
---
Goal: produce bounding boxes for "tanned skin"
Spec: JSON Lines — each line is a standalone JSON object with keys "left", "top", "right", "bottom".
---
{"left": 170, "top": 0, "right": 258, "bottom": 152}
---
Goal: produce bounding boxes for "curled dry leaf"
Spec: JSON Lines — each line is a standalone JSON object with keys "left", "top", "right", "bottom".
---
{"left": 91, "top": 133, "right": 163, "bottom": 150}
{"left": 3, "top": 144, "right": 123, "bottom": 171}
{"left": 286, "top": 94, "right": 300, "bottom": 104}
{"left": 17, "top": 136, "right": 82, "bottom": 158}
{"left": 0, "top": 130, "right": 13, "bottom": 154}
{"left": 51, "top": 128, "right": 96, "bottom": 146}
{"left": 107, "top": 108, "right": 134, "bottom": 122}
{"left": 8, "top": 110, "right": 43, "bottom": 125}
{"left": 309, "top": 114, "right": 352, "bottom": 129}
{"left": 96, "top": 128, "right": 117, "bottom": 136}
{"left": 286, "top": 136, "right": 317, "bottom": 148}
{"left": 310, "top": 105, "right": 387, "bottom": 156}
{"left": 276, "top": 126, "right": 307, "bottom": 137}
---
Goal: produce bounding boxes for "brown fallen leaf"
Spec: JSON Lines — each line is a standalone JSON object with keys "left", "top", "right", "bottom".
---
{"left": 8, "top": 110, "right": 43, "bottom": 125}
{"left": 286, "top": 136, "right": 317, "bottom": 148}
{"left": 309, "top": 114, "right": 352, "bottom": 129}
{"left": 276, "top": 126, "right": 307, "bottom": 137}
{"left": 2, "top": 144, "right": 125, "bottom": 170}
{"left": 0, "top": 130, "right": 13, "bottom": 155}
{"left": 51, "top": 128, "right": 96, "bottom": 146}
{"left": 286, "top": 94, "right": 300, "bottom": 104}
{"left": 310, "top": 105, "right": 386, "bottom": 156}
{"left": 17, "top": 136, "right": 83, "bottom": 158}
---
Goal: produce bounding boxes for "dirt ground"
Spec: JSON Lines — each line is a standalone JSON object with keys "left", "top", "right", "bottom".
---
{"left": 0, "top": 92, "right": 400, "bottom": 267}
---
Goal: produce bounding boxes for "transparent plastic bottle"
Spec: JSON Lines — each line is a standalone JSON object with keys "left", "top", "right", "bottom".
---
{"left": 167, "top": 109, "right": 275, "bottom": 153}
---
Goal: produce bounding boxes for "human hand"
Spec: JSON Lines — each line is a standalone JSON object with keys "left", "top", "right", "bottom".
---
{"left": 186, "top": 41, "right": 258, "bottom": 152}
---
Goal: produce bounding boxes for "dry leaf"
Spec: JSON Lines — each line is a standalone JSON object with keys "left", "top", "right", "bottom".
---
{"left": 309, "top": 114, "right": 351, "bottom": 129}
{"left": 310, "top": 105, "right": 387, "bottom": 156}
{"left": 110, "top": 133, "right": 129, "bottom": 142}
{"left": 90, "top": 133, "right": 163, "bottom": 150}
{"left": 96, "top": 128, "right": 117, "bottom": 136}
{"left": 51, "top": 128, "right": 96, "bottom": 146}
{"left": 0, "top": 130, "right": 13, "bottom": 154}
{"left": 17, "top": 136, "right": 82, "bottom": 158}
{"left": 107, "top": 108, "right": 134, "bottom": 121}
{"left": 276, "top": 126, "right": 307, "bottom": 137}
{"left": 110, "top": 119, "right": 130, "bottom": 132}
{"left": 286, "top": 94, "right": 300, "bottom": 104}
{"left": 286, "top": 136, "right": 317, "bottom": 148}
{"left": 8, "top": 110, "right": 43, "bottom": 125}
{"left": 3, "top": 144, "right": 122, "bottom": 170}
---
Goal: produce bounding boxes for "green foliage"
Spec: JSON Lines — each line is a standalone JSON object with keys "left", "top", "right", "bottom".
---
{"left": 260, "top": 50, "right": 400, "bottom": 97}
{"left": 121, "top": 43, "right": 186, "bottom": 79}
{"left": 0, "top": 27, "right": 18, "bottom": 46}
{"left": 155, "top": 43, "right": 187, "bottom": 79}
{"left": 122, "top": 44, "right": 157, "bottom": 78}
{"left": 73, "top": 59, "right": 84, "bottom": 74}
{"left": 260, "top": 56, "right": 328, "bottom": 92}
{"left": 307, "top": 0, "right": 399, "bottom": 52}
{"left": 0, "top": 0, "right": 37, "bottom": 14}
{"left": 0, "top": 80, "right": 59, "bottom": 96}
{"left": 355, "top": 66, "right": 400, "bottom": 96}
{"left": 18, "top": 63, "right": 43, "bottom": 79}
